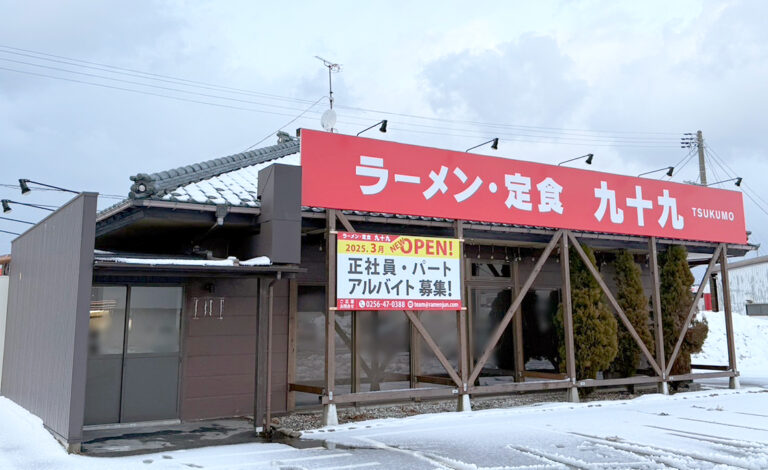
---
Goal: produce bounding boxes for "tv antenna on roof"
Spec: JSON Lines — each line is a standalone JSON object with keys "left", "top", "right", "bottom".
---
{"left": 315, "top": 56, "right": 341, "bottom": 132}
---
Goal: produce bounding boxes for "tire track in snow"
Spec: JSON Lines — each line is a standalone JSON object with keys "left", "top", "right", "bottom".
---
{"left": 570, "top": 432, "right": 764, "bottom": 469}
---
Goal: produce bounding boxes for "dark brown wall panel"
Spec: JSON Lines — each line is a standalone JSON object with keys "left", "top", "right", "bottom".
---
{"left": 180, "top": 278, "right": 290, "bottom": 421}
{"left": 1, "top": 193, "right": 97, "bottom": 446}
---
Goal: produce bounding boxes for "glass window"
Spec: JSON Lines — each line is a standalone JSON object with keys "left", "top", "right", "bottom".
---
{"left": 416, "top": 311, "right": 455, "bottom": 378}
{"left": 521, "top": 289, "right": 561, "bottom": 371}
{"left": 89, "top": 286, "right": 127, "bottom": 355}
{"left": 296, "top": 285, "right": 326, "bottom": 384}
{"left": 471, "top": 262, "right": 510, "bottom": 278}
{"left": 471, "top": 288, "right": 512, "bottom": 371}
{"left": 126, "top": 287, "right": 182, "bottom": 354}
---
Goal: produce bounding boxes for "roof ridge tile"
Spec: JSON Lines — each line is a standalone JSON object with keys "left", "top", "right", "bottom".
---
{"left": 128, "top": 137, "right": 299, "bottom": 199}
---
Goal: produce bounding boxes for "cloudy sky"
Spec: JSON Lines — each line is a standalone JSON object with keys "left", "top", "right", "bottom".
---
{"left": 1, "top": 0, "right": 767, "bottom": 255}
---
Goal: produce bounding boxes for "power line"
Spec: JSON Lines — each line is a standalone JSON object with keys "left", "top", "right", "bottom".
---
{"left": 0, "top": 62, "right": 685, "bottom": 149}
{"left": 0, "top": 65, "right": 311, "bottom": 118}
{"left": 0, "top": 54, "right": 681, "bottom": 145}
{"left": 704, "top": 147, "right": 768, "bottom": 219}
{"left": 388, "top": 125, "right": 680, "bottom": 149}
{"left": 707, "top": 145, "right": 768, "bottom": 209}
{"left": 658, "top": 147, "right": 697, "bottom": 181}
{"left": 0, "top": 44, "right": 315, "bottom": 104}
{"left": 668, "top": 148, "right": 698, "bottom": 181}
{"left": 0, "top": 56, "right": 322, "bottom": 114}
{"left": 0, "top": 44, "right": 686, "bottom": 141}
{"left": 0, "top": 215, "right": 34, "bottom": 225}
{"left": 242, "top": 96, "right": 327, "bottom": 151}
{"left": 340, "top": 105, "right": 683, "bottom": 137}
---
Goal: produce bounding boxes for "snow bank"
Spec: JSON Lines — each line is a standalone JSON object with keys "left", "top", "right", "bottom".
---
{"left": 694, "top": 310, "right": 768, "bottom": 376}
{"left": 0, "top": 397, "right": 302, "bottom": 469}
{"left": 97, "top": 255, "right": 271, "bottom": 267}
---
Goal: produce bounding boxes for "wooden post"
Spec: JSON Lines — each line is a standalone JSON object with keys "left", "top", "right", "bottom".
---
{"left": 648, "top": 237, "right": 668, "bottom": 395}
{"left": 370, "top": 311, "right": 381, "bottom": 391}
{"left": 254, "top": 278, "right": 274, "bottom": 434}
{"left": 560, "top": 232, "right": 579, "bottom": 402}
{"left": 720, "top": 245, "right": 740, "bottom": 389}
{"left": 352, "top": 312, "right": 360, "bottom": 394}
{"left": 465, "top": 257, "right": 475, "bottom": 369}
{"left": 409, "top": 312, "right": 420, "bottom": 390}
{"left": 455, "top": 221, "right": 470, "bottom": 411}
{"left": 512, "top": 257, "right": 525, "bottom": 382}
{"left": 322, "top": 210, "right": 338, "bottom": 426}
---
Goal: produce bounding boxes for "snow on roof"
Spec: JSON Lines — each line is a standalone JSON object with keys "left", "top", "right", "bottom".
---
{"left": 160, "top": 153, "right": 300, "bottom": 206}
{"left": 95, "top": 255, "right": 271, "bottom": 267}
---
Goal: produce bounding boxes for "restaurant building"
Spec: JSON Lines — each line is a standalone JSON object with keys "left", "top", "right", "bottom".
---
{"left": 0, "top": 129, "right": 751, "bottom": 451}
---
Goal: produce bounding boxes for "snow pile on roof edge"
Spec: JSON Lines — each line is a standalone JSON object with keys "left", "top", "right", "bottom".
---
{"left": 97, "top": 255, "right": 272, "bottom": 267}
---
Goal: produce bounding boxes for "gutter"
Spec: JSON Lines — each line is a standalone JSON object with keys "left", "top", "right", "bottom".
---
{"left": 96, "top": 198, "right": 261, "bottom": 223}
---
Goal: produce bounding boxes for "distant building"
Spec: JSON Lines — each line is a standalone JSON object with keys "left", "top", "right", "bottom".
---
{"left": 712, "top": 255, "right": 768, "bottom": 315}
{"left": 0, "top": 255, "right": 9, "bottom": 391}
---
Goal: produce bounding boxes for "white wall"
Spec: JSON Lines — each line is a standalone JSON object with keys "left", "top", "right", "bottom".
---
{"left": 0, "top": 275, "right": 8, "bottom": 391}
{"left": 715, "top": 262, "right": 768, "bottom": 315}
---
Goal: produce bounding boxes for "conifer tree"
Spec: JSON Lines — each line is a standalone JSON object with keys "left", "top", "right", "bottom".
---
{"left": 609, "top": 250, "right": 654, "bottom": 377}
{"left": 555, "top": 244, "right": 618, "bottom": 381}
{"left": 659, "top": 245, "right": 708, "bottom": 376}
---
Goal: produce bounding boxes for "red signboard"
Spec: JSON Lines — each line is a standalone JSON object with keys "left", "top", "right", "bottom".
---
{"left": 300, "top": 129, "right": 747, "bottom": 244}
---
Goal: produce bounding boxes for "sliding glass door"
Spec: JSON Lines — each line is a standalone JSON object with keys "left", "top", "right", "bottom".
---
{"left": 85, "top": 285, "right": 182, "bottom": 425}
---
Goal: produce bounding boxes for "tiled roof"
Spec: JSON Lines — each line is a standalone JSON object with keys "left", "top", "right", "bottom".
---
{"left": 159, "top": 152, "right": 300, "bottom": 207}
{"left": 128, "top": 133, "right": 300, "bottom": 202}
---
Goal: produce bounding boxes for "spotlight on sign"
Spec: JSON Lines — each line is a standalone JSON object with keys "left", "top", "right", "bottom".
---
{"left": 357, "top": 120, "right": 388, "bottom": 136}
{"left": 558, "top": 153, "right": 593, "bottom": 166}
{"left": 466, "top": 138, "right": 499, "bottom": 153}
{"left": 706, "top": 177, "right": 743, "bottom": 187}
{"left": 638, "top": 166, "right": 674, "bottom": 178}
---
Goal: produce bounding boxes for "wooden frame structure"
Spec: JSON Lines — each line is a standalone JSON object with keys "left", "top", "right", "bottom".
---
{"left": 286, "top": 211, "right": 744, "bottom": 424}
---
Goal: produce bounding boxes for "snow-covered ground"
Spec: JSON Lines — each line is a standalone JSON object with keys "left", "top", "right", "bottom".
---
{"left": 305, "top": 388, "right": 768, "bottom": 469}
{"left": 2, "top": 312, "right": 767, "bottom": 469}
{"left": 3, "top": 387, "right": 768, "bottom": 469}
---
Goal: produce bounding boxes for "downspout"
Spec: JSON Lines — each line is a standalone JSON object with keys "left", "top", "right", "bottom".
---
{"left": 263, "top": 271, "right": 280, "bottom": 439}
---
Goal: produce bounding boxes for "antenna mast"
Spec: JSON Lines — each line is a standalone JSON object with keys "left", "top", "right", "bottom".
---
{"left": 315, "top": 56, "right": 341, "bottom": 109}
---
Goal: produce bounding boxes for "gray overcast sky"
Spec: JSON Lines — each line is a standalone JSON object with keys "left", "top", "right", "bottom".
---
{"left": 1, "top": 0, "right": 767, "bottom": 254}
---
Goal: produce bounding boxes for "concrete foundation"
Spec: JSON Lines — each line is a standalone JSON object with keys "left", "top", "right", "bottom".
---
{"left": 730, "top": 376, "right": 741, "bottom": 389}
{"left": 566, "top": 387, "right": 579, "bottom": 403}
{"left": 457, "top": 394, "right": 471, "bottom": 412}
{"left": 322, "top": 403, "right": 338, "bottom": 426}
{"left": 658, "top": 382, "right": 669, "bottom": 395}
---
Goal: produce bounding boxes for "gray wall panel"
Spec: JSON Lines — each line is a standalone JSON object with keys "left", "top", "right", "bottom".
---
{"left": 1, "top": 193, "right": 97, "bottom": 446}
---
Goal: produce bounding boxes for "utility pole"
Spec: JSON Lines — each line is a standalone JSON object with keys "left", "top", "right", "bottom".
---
{"left": 697, "top": 130, "right": 707, "bottom": 185}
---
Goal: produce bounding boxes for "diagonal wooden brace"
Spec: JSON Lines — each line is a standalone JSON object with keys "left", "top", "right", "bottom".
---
{"left": 335, "top": 211, "right": 356, "bottom": 233}
{"left": 404, "top": 310, "right": 463, "bottom": 387}
{"left": 568, "top": 232, "right": 663, "bottom": 378}
{"left": 665, "top": 243, "right": 723, "bottom": 376}
{"left": 468, "top": 230, "right": 564, "bottom": 385}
